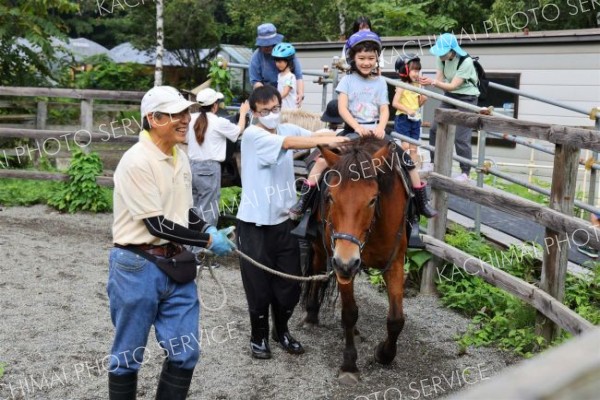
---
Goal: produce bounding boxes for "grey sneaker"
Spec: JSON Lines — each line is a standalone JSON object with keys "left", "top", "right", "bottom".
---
{"left": 577, "top": 245, "right": 599, "bottom": 258}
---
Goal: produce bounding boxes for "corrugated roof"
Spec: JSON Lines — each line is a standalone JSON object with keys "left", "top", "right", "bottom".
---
{"left": 220, "top": 44, "right": 253, "bottom": 64}
{"left": 108, "top": 42, "right": 192, "bottom": 66}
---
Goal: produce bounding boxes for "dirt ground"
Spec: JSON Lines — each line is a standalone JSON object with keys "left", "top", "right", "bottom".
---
{"left": 0, "top": 205, "right": 521, "bottom": 400}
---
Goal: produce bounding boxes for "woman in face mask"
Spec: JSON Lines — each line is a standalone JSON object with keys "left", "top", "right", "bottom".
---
{"left": 235, "top": 85, "right": 347, "bottom": 360}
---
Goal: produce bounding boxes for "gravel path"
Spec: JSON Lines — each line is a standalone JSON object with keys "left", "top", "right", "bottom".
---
{"left": 0, "top": 205, "right": 520, "bottom": 400}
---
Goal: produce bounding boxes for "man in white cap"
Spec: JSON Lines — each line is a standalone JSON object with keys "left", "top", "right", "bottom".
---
{"left": 249, "top": 22, "right": 305, "bottom": 107}
{"left": 420, "top": 33, "right": 480, "bottom": 183}
{"left": 107, "top": 86, "right": 236, "bottom": 399}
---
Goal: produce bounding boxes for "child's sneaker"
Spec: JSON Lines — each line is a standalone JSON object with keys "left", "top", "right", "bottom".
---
{"left": 454, "top": 173, "right": 470, "bottom": 183}
{"left": 577, "top": 245, "right": 599, "bottom": 258}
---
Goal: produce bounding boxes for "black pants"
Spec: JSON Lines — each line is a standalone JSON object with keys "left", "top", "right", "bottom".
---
{"left": 428, "top": 93, "right": 478, "bottom": 174}
{"left": 236, "top": 219, "right": 301, "bottom": 315}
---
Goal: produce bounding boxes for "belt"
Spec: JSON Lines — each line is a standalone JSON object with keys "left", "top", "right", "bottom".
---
{"left": 126, "top": 243, "right": 184, "bottom": 258}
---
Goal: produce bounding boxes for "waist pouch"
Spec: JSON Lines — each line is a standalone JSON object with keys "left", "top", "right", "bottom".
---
{"left": 116, "top": 244, "right": 198, "bottom": 284}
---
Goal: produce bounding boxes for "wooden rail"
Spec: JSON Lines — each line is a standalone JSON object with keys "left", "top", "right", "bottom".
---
{"left": 423, "top": 108, "right": 598, "bottom": 344}
{"left": 445, "top": 328, "right": 600, "bottom": 400}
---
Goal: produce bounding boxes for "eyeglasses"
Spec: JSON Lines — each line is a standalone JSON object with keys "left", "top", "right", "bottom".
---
{"left": 256, "top": 105, "right": 281, "bottom": 117}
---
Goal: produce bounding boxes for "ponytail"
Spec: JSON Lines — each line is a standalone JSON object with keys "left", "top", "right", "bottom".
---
{"left": 193, "top": 105, "right": 213, "bottom": 145}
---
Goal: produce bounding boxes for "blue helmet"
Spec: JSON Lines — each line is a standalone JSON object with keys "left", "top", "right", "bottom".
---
{"left": 272, "top": 42, "right": 296, "bottom": 59}
{"left": 345, "top": 31, "right": 382, "bottom": 54}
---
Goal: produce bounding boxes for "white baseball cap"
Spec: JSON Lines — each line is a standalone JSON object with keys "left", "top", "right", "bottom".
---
{"left": 140, "top": 86, "right": 195, "bottom": 116}
{"left": 196, "top": 88, "right": 224, "bottom": 106}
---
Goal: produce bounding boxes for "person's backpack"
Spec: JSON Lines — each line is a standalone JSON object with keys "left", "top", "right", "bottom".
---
{"left": 443, "top": 54, "right": 489, "bottom": 104}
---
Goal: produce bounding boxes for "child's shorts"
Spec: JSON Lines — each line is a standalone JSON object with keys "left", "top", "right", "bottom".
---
{"left": 394, "top": 114, "right": 421, "bottom": 140}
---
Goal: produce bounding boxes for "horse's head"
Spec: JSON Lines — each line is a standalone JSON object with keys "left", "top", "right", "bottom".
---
{"left": 319, "top": 138, "right": 394, "bottom": 284}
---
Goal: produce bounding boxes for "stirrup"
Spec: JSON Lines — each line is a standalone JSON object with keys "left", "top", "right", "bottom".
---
{"left": 407, "top": 220, "right": 425, "bottom": 249}
{"left": 291, "top": 208, "right": 311, "bottom": 238}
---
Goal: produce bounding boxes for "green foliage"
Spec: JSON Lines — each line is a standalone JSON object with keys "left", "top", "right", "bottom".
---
{"left": 404, "top": 248, "right": 432, "bottom": 284}
{"left": 219, "top": 186, "right": 241, "bottom": 215}
{"left": 208, "top": 59, "right": 234, "bottom": 105}
{"left": 367, "top": 0, "right": 457, "bottom": 36}
{"left": 485, "top": 176, "right": 549, "bottom": 205}
{"left": 47, "top": 149, "right": 111, "bottom": 213}
{"left": 490, "top": 0, "right": 598, "bottom": 32}
{"left": 0, "top": 361, "right": 5, "bottom": 379}
{"left": 0, "top": 0, "right": 79, "bottom": 86}
{"left": 437, "top": 226, "right": 599, "bottom": 358}
{"left": 73, "top": 55, "right": 152, "bottom": 91}
{"left": 366, "top": 268, "right": 386, "bottom": 291}
{"left": 0, "top": 178, "right": 61, "bottom": 206}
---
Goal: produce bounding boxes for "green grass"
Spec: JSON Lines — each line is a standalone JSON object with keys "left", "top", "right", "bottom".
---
{"left": 0, "top": 178, "right": 62, "bottom": 206}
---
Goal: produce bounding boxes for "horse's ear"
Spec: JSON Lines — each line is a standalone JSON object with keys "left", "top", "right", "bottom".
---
{"left": 371, "top": 142, "right": 391, "bottom": 165}
{"left": 318, "top": 144, "right": 340, "bottom": 167}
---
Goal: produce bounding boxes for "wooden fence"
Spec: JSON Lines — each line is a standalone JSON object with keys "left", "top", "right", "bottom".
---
{"left": 0, "top": 86, "right": 143, "bottom": 184}
{"left": 422, "top": 108, "right": 600, "bottom": 343}
{"left": 2, "top": 87, "right": 599, "bottom": 396}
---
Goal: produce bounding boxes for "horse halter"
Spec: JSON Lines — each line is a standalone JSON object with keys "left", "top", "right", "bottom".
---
{"left": 326, "top": 193, "right": 380, "bottom": 256}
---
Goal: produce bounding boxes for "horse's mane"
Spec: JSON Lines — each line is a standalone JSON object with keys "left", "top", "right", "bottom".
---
{"left": 331, "top": 137, "right": 397, "bottom": 195}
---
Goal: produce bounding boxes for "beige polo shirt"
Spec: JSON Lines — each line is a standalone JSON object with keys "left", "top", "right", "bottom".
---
{"left": 112, "top": 131, "right": 193, "bottom": 245}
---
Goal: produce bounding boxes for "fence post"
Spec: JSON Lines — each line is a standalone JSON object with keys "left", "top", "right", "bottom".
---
{"left": 474, "top": 129, "right": 487, "bottom": 234}
{"left": 589, "top": 116, "right": 600, "bottom": 208}
{"left": 80, "top": 98, "right": 93, "bottom": 154}
{"left": 421, "top": 111, "right": 455, "bottom": 294}
{"left": 34, "top": 101, "right": 47, "bottom": 167}
{"left": 536, "top": 143, "right": 580, "bottom": 342}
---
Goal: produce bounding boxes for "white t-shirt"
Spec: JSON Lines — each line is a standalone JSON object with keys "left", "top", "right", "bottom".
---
{"left": 236, "top": 123, "right": 311, "bottom": 226}
{"left": 336, "top": 73, "right": 389, "bottom": 124}
{"left": 277, "top": 71, "right": 297, "bottom": 110}
{"left": 186, "top": 112, "right": 241, "bottom": 162}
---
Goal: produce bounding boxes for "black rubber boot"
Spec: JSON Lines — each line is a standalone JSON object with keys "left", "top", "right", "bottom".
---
{"left": 271, "top": 305, "right": 305, "bottom": 355}
{"left": 407, "top": 216, "right": 425, "bottom": 249}
{"left": 155, "top": 361, "right": 194, "bottom": 400}
{"left": 413, "top": 184, "right": 438, "bottom": 218}
{"left": 289, "top": 181, "right": 317, "bottom": 221}
{"left": 108, "top": 372, "right": 137, "bottom": 400}
{"left": 250, "top": 313, "right": 271, "bottom": 359}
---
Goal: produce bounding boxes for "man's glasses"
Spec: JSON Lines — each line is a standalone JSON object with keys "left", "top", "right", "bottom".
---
{"left": 256, "top": 105, "right": 281, "bottom": 117}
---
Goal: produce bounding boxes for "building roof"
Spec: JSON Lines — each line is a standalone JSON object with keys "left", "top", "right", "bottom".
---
{"left": 220, "top": 44, "right": 253, "bottom": 64}
{"left": 108, "top": 42, "right": 192, "bottom": 66}
{"left": 293, "top": 28, "right": 600, "bottom": 51}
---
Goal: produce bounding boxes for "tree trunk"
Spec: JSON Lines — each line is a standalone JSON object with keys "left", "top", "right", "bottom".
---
{"left": 155, "top": 0, "right": 164, "bottom": 86}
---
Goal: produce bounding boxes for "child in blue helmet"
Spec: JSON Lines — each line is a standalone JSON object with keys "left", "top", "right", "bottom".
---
{"left": 273, "top": 42, "right": 298, "bottom": 110}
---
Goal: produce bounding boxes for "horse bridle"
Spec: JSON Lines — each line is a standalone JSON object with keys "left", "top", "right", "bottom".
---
{"left": 320, "top": 142, "right": 411, "bottom": 277}
{"left": 326, "top": 193, "right": 379, "bottom": 253}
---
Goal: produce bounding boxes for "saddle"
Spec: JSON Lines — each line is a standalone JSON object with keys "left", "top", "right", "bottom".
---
{"left": 291, "top": 140, "right": 418, "bottom": 240}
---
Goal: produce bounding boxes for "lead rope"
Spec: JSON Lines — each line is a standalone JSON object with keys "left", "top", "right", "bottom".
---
{"left": 195, "top": 247, "right": 332, "bottom": 312}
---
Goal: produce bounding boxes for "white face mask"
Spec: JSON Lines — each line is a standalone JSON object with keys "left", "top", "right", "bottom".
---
{"left": 258, "top": 112, "right": 281, "bottom": 129}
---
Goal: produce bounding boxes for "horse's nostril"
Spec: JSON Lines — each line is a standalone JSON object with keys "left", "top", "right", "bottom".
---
{"left": 350, "top": 258, "right": 361, "bottom": 271}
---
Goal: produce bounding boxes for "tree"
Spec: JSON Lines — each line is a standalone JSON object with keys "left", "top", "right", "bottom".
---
{"left": 0, "top": 0, "right": 78, "bottom": 86}
{"left": 489, "top": 0, "right": 599, "bottom": 33}
{"left": 155, "top": 0, "right": 164, "bottom": 86}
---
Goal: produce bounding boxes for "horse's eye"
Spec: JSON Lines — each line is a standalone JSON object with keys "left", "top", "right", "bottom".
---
{"left": 368, "top": 197, "right": 378, "bottom": 208}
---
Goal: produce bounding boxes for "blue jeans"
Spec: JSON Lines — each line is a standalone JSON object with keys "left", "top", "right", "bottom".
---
{"left": 107, "top": 248, "right": 200, "bottom": 375}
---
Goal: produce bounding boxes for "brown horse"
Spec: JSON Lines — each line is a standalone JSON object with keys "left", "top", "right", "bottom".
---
{"left": 303, "top": 137, "right": 409, "bottom": 385}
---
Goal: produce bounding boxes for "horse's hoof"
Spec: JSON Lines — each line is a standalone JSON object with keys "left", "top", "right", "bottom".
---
{"left": 338, "top": 371, "right": 360, "bottom": 385}
{"left": 301, "top": 314, "right": 318, "bottom": 329}
{"left": 374, "top": 342, "right": 395, "bottom": 365}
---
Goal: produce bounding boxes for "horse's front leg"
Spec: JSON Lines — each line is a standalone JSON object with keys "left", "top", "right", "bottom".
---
{"left": 338, "top": 282, "right": 359, "bottom": 385}
{"left": 374, "top": 259, "right": 405, "bottom": 365}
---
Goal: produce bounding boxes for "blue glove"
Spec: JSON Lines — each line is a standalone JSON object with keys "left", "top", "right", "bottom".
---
{"left": 208, "top": 230, "right": 236, "bottom": 256}
{"left": 205, "top": 225, "right": 218, "bottom": 235}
